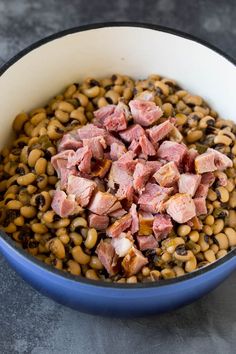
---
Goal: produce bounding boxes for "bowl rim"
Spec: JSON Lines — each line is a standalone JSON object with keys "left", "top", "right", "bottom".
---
{"left": 0, "top": 21, "right": 235, "bottom": 290}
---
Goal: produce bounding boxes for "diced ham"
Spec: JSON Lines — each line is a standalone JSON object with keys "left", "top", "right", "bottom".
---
{"left": 137, "top": 235, "right": 158, "bottom": 251}
{"left": 91, "top": 159, "right": 112, "bottom": 178}
{"left": 208, "top": 148, "right": 233, "bottom": 170}
{"left": 187, "top": 216, "right": 203, "bottom": 230}
{"left": 157, "top": 141, "right": 187, "bottom": 166}
{"left": 153, "top": 214, "right": 173, "bottom": 241}
{"left": 105, "top": 132, "right": 125, "bottom": 147}
{"left": 133, "top": 162, "right": 153, "bottom": 192}
{"left": 116, "top": 184, "right": 134, "bottom": 203}
{"left": 109, "top": 208, "right": 127, "bottom": 218}
{"left": 147, "top": 120, "right": 175, "bottom": 143}
{"left": 67, "top": 146, "right": 92, "bottom": 173}
{"left": 106, "top": 213, "right": 132, "bottom": 238}
{"left": 96, "top": 240, "right": 118, "bottom": 276}
{"left": 183, "top": 148, "right": 199, "bottom": 173}
{"left": 116, "top": 151, "right": 137, "bottom": 172}
{"left": 88, "top": 191, "right": 118, "bottom": 215}
{"left": 110, "top": 143, "right": 127, "bottom": 161}
{"left": 119, "top": 124, "right": 145, "bottom": 142}
{"left": 138, "top": 211, "right": 154, "bottom": 235}
{"left": 138, "top": 183, "right": 173, "bottom": 213}
{"left": 51, "top": 190, "right": 76, "bottom": 217}
{"left": 111, "top": 232, "right": 133, "bottom": 257}
{"left": 154, "top": 161, "right": 180, "bottom": 187}
{"left": 77, "top": 124, "right": 106, "bottom": 140}
{"left": 128, "top": 140, "right": 141, "bottom": 154}
{"left": 93, "top": 105, "right": 116, "bottom": 127}
{"left": 58, "top": 132, "right": 82, "bottom": 152}
{"left": 195, "top": 150, "right": 217, "bottom": 173}
{"left": 122, "top": 247, "right": 148, "bottom": 276}
{"left": 130, "top": 203, "right": 139, "bottom": 234}
{"left": 194, "top": 198, "right": 207, "bottom": 216}
{"left": 55, "top": 159, "right": 77, "bottom": 190}
{"left": 146, "top": 161, "right": 163, "bottom": 174}
{"left": 166, "top": 193, "right": 196, "bottom": 223}
{"left": 67, "top": 176, "right": 96, "bottom": 207}
{"left": 51, "top": 150, "right": 75, "bottom": 176}
{"left": 104, "top": 109, "right": 127, "bottom": 132}
{"left": 195, "top": 183, "right": 209, "bottom": 198}
{"left": 107, "top": 200, "right": 123, "bottom": 214}
{"left": 139, "top": 135, "right": 156, "bottom": 156}
{"left": 88, "top": 213, "right": 109, "bottom": 230}
{"left": 129, "top": 100, "right": 163, "bottom": 126}
{"left": 178, "top": 173, "right": 201, "bottom": 196}
{"left": 83, "top": 136, "right": 106, "bottom": 160}
{"left": 201, "top": 172, "right": 215, "bottom": 186}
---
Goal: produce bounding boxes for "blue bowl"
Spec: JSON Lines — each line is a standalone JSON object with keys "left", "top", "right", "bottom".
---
{"left": 0, "top": 23, "right": 235, "bottom": 317}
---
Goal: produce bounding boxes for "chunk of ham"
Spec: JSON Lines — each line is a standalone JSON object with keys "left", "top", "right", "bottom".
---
{"left": 110, "top": 143, "right": 127, "bottom": 161}
{"left": 137, "top": 235, "right": 158, "bottom": 251}
{"left": 77, "top": 124, "right": 106, "bottom": 140}
{"left": 88, "top": 191, "right": 118, "bottom": 215}
{"left": 209, "top": 148, "right": 233, "bottom": 170}
{"left": 105, "top": 132, "right": 126, "bottom": 147}
{"left": 91, "top": 159, "right": 112, "bottom": 178}
{"left": 58, "top": 132, "right": 82, "bottom": 152}
{"left": 195, "top": 148, "right": 232, "bottom": 174}
{"left": 111, "top": 232, "right": 133, "bottom": 257}
{"left": 93, "top": 105, "right": 116, "bottom": 127}
{"left": 153, "top": 214, "right": 173, "bottom": 241}
{"left": 166, "top": 193, "right": 196, "bottom": 223}
{"left": 119, "top": 124, "right": 145, "bottom": 142}
{"left": 147, "top": 119, "right": 175, "bottom": 143}
{"left": 183, "top": 148, "right": 199, "bottom": 173}
{"left": 67, "top": 146, "right": 92, "bottom": 173}
{"left": 187, "top": 216, "right": 203, "bottom": 230}
{"left": 106, "top": 213, "right": 132, "bottom": 238}
{"left": 139, "top": 135, "right": 156, "bottom": 156}
{"left": 157, "top": 141, "right": 187, "bottom": 166}
{"left": 116, "top": 184, "right": 134, "bottom": 203}
{"left": 88, "top": 213, "right": 109, "bottom": 230}
{"left": 128, "top": 139, "right": 141, "bottom": 155}
{"left": 83, "top": 136, "right": 106, "bottom": 160}
{"left": 146, "top": 161, "right": 163, "bottom": 174}
{"left": 51, "top": 190, "right": 76, "bottom": 217}
{"left": 138, "top": 211, "right": 154, "bottom": 235}
{"left": 193, "top": 198, "right": 207, "bottom": 216}
{"left": 178, "top": 173, "right": 201, "bottom": 196}
{"left": 122, "top": 247, "right": 148, "bottom": 276}
{"left": 201, "top": 172, "right": 215, "bottom": 186}
{"left": 133, "top": 162, "right": 153, "bottom": 192}
{"left": 195, "top": 183, "right": 209, "bottom": 198}
{"left": 109, "top": 208, "right": 127, "bottom": 218}
{"left": 104, "top": 109, "right": 127, "bottom": 132}
{"left": 130, "top": 204, "right": 139, "bottom": 234}
{"left": 154, "top": 161, "right": 180, "bottom": 187}
{"left": 67, "top": 176, "right": 97, "bottom": 207}
{"left": 129, "top": 100, "right": 163, "bottom": 126}
{"left": 96, "top": 240, "right": 118, "bottom": 276}
{"left": 51, "top": 150, "right": 75, "bottom": 176}
{"left": 138, "top": 183, "right": 173, "bottom": 213}
{"left": 55, "top": 159, "right": 77, "bottom": 190}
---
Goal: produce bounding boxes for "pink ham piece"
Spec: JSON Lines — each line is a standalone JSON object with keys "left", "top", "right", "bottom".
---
{"left": 55, "top": 159, "right": 77, "bottom": 190}
{"left": 183, "top": 148, "right": 199, "bottom": 173}
{"left": 77, "top": 124, "right": 106, "bottom": 140}
{"left": 187, "top": 216, "right": 203, "bottom": 230}
{"left": 178, "top": 173, "right": 201, "bottom": 196}
{"left": 129, "top": 100, "right": 163, "bottom": 127}
{"left": 51, "top": 150, "right": 75, "bottom": 176}
{"left": 137, "top": 235, "right": 158, "bottom": 251}
{"left": 153, "top": 214, "right": 173, "bottom": 241}
{"left": 195, "top": 148, "right": 232, "bottom": 174}
{"left": 147, "top": 119, "right": 175, "bottom": 143}
{"left": 201, "top": 172, "right": 215, "bottom": 186}
{"left": 106, "top": 213, "right": 132, "bottom": 238}
{"left": 93, "top": 105, "right": 116, "bottom": 127}
{"left": 139, "top": 135, "right": 156, "bottom": 156}
{"left": 83, "top": 136, "right": 106, "bottom": 160}
{"left": 96, "top": 240, "right": 118, "bottom": 276}
{"left": 51, "top": 190, "right": 76, "bottom": 217}
{"left": 138, "top": 211, "right": 154, "bottom": 235}
{"left": 133, "top": 162, "right": 153, "bottom": 192}
{"left": 195, "top": 183, "right": 209, "bottom": 198}
{"left": 138, "top": 183, "right": 173, "bottom": 213}
{"left": 130, "top": 203, "right": 139, "bottom": 234}
{"left": 122, "top": 247, "right": 148, "bottom": 276}
{"left": 58, "top": 132, "right": 82, "bottom": 152}
{"left": 88, "top": 191, "right": 118, "bottom": 215}
{"left": 119, "top": 124, "right": 145, "bottom": 142}
{"left": 111, "top": 232, "right": 133, "bottom": 257}
{"left": 154, "top": 161, "right": 180, "bottom": 187}
{"left": 67, "top": 146, "right": 92, "bottom": 173}
{"left": 104, "top": 109, "right": 127, "bottom": 132}
{"left": 128, "top": 140, "right": 141, "bottom": 155}
{"left": 209, "top": 148, "right": 233, "bottom": 170}
{"left": 157, "top": 141, "right": 187, "bottom": 166}
{"left": 146, "top": 160, "right": 163, "bottom": 174}
{"left": 166, "top": 193, "right": 196, "bottom": 223}
{"left": 88, "top": 213, "right": 109, "bottom": 230}
{"left": 105, "top": 132, "right": 126, "bottom": 147}
{"left": 110, "top": 143, "right": 127, "bottom": 161}
{"left": 116, "top": 184, "right": 134, "bottom": 203}
{"left": 67, "top": 175, "right": 96, "bottom": 207}
{"left": 109, "top": 208, "right": 127, "bottom": 218}
{"left": 194, "top": 198, "right": 207, "bottom": 216}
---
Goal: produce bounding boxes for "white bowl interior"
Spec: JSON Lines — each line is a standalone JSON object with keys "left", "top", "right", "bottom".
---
{"left": 0, "top": 25, "right": 235, "bottom": 148}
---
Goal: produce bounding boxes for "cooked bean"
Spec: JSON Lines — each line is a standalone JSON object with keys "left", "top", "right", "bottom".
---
{"left": 216, "top": 249, "right": 228, "bottom": 259}
{"left": 173, "top": 266, "right": 185, "bottom": 277}
{"left": 161, "top": 269, "right": 175, "bottom": 279}
{"left": 229, "top": 191, "right": 236, "bottom": 208}
{"left": 186, "top": 130, "right": 203, "bottom": 143}
{"left": 89, "top": 256, "right": 103, "bottom": 270}
{"left": 70, "top": 232, "right": 83, "bottom": 246}
{"left": 17, "top": 173, "right": 36, "bottom": 186}
{"left": 20, "top": 206, "right": 37, "bottom": 218}
{"left": 174, "top": 249, "right": 194, "bottom": 262}
{"left": 214, "top": 134, "right": 232, "bottom": 146}
{"left": 205, "top": 215, "right": 214, "bottom": 226}
{"left": 28, "top": 149, "right": 42, "bottom": 167}
{"left": 35, "top": 158, "right": 47, "bottom": 175}
{"left": 214, "top": 233, "right": 229, "bottom": 250}
{"left": 6, "top": 200, "right": 22, "bottom": 210}
{"left": 14, "top": 216, "right": 24, "bottom": 226}
{"left": 31, "top": 112, "right": 46, "bottom": 126}
{"left": 13, "top": 112, "right": 29, "bottom": 132}
{"left": 126, "top": 276, "right": 137, "bottom": 284}
{"left": 204, "top": 249, "right": 216, "bottom": 263}
{"left": 72, "top": 246, "right": 90, "bottom": 264}
{"left": 47, "top": 238, "right": 65, "bottom": 259}
{"left": 84, "top": 228, "right": 98, "bottom": 249}
{"left": 70, "top": 217, "right": 87, "bottom": 231}
{"left": 189, "top": 231, "right": 200, "bottom": 243}
{"left": 185, "top": 256, "right": 197, "bottom": 273}
{"left": 224, "top": 228, "right": 236, "bottom": 247}
{"left": 59, "top": 234, "right": 70, "bottom": 245}
{"left": 213, "top": 219, "right": 224, "bottom": 234}
{"left": 177, "top": 225, "right": 191, "bottom": 237}
{"left": 32, "top": 223, "right": 48, "bottom": 234}
{"left": 216, "top": 186, "right": 229, "bottom": 203}
{"left": 198, "top": 234, "right": 210, "bottom": 252}
{"left": 203, "top": 225, "right": 213, "bottom": 236}
{"left": 83, "top": 86, "right": 100, "bottom": 98}
{"left": 4, "top": 222, "right": 17, "bottom": 233}
{"left": 161, "top": 252, "right": 172, "bottom": 263}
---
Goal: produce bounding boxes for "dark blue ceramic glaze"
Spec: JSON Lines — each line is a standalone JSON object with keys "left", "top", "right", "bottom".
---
{"left": 0, "top": 23, "right": 235, "bottom": 317}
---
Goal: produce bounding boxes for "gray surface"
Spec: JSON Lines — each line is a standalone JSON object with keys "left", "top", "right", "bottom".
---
{"left": 0, "top": 0, "right": 236, "bottom": 353}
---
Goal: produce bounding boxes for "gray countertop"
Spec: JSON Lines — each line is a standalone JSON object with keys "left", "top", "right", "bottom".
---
{"left": 0, "top": 1, "right": 236, "bottom": 353}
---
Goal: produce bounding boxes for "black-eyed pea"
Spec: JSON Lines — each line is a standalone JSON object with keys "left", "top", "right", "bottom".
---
{"left": 224, "top": 227, "right": 236, "bottom": 247}
{"left": 14, "top": 216, "right": 24, "bottom": 226}
{"left": 154, "top": 81, "right": 169, "bottom": 96}
{"left": 46, "top": 162, "right": 55, "bottom": 176}
{"left": 64, "top": 84, "right": 77, "bottom": 98}
{"left": 59, "top": 234, "right": 70, "bottom": 245}
{"left": 26, "top": 185, "right": 37, "bottom": 194}
{"left": 189, "top": 231, "right": 200, "bottom": 243}
{"left": 6, "top": 200, "right": 22, "bottom": 210}
{"left": 32, "top": 223, "right": 48, "bottom": 234}
{"left": 84, "top": 228, "right": 98, "bottom": 249}
{"left": 28, "top": 149, "right": 42, "bottom": 167}
{"left": 186, "top": 130, "right": 203, "bottom": 143}
{"left": 69, "top": 232, "right": 83, "bottom": 246}
{"left": 42, "top": 210, "right": 55, "bottom": 223}
{"left": 213, "top": 219, "right": 224, "bottom": 234}
{"left": 57, "top": 101, "right": 74, "bottom": 113}
{"left": 73, "top": 92, "right": 89, "bottom": 107}
{"left": 203, "top": 225, "right": 213, "bottom": 236}
{"left": 198, "top": 234, "right": 210, "bottom": 252}
{"left": 85, "top": 269, "right": 99, "bottom": 281}
{"left": 216, "top": 186, "right": 229, "bottom": 203}
{"left": 214, "top": 134, "right": 232, "bottom": 146}
{"left": 47, "top": 121, "right": 64, "bottom": 140}
{"left": 70, "top": 109, "right": 87, "bottom": 124}
{"left": 173, "top": 266, "right": 185, "bottom": 277}
{"left": 27, "top": 240, "right": 39, "bottom": 256}
{"left": 37, "top": 174, "right": 48, "bottom": 189}
{"left": 0, "top": 180, "right": 7, "bottom": 192}
{"left": 35, "top": 158, "right": 47, "bottom": 175}
{"left": 216, "top": 249, "right": 228, "bottom": 259}
{"left": 123, "top": 87, "right": 133, "bottom": 100}
{"left": 38, "top": 191, "right": 51, "bottom": 212}
{"left": 6, "top": 175, "right": 19, "bottom": 188}
{"left": 55, "top": 227, "right": 67, "bottom": 237}
{"left": 51, "top": 218, "right": 70, "bottom": 229}
{"left": 183, "top": 94, "right": 202, "bottom": 106}
{"left": 105, "top": 90, "right": 119, "bottom": 104}
{"left": 161, "top": 269, "right": 175, "bottom": 279}
{"left": 141, "top": 267, "right": 150, "bottom": 277}
{"left": 161, "top": 252, "right": 172, "bottom": 263}
{"left": 13, "top": 112, "right": 29, "bottom": 132}
{"left": 214, "top": 233, "right": 229, "bottom": 250}
{"left": 126, "top": 276, "right": 137, "bottom": 284}
{"left": 48, "top": 176, "right": 58, "bottom": 185}
{"left": 210, "top": 244, "right": 219, "bottom": 254}
{"left": 204, "top": 249, "right": 216, "bottom": 263}
{"left": 89, "top": 256, "right": 103, "bottom": 270}
{"left": 113, "top": 85, "right": 123, "bottom": 94}
{"left": 4, "top": 185, "right": 19, "bottom": 196}
{"left": 162, "top": 103, "right": 173, "bottom": 117}
{"left": 185, "top": 255, "right": 197, "bottom": 273}
{"left": 205, "top": 215, "right": 214, "bottom": 226}
{"left": 4, "top": 222, "right": 17, "bottom": 233}
{"left": 30, "top": 112, "right": 46, "bottom": 126}
{"left": 225, "top": 179, "right": 234, "bottom": 193}
{"left": 97, "top": 97, "right": 108, "bottom": 108}
{"left": 175, "top": 113, "right": 187, "bottom": 126}
{"left": 72, "top": 245, "right": 90, "bottom": 264}
{"left": 229, "top": 191, "right": 236, "bottom": 208}
{"left": 165, "top": 237, "right": 185, "bottom": 254}
{"left": 177, "top": 224, "right": 191, "bottom": 237}
{"left": 187, "top": 241, "right": 201, "bottom": 255}
{"left": 70, "top": 217, "right": 87, "bottom": 231}
{"left": 83, "top": 86, "right": 100, "bottom": 98}
{"left": 55, "top": 109, "right": 70, "bottom": 123}
{"left": 150, "top": 270, "right": 161, "bottom": 281}
{"left": 52, "top": 258, "right": 63, "bottom": 270}
{"left": 47, "top": 238, "right": 65, "bottom": 259}
{"left": 20, "top": 206, "right": 37, "bottom": 218}
{"left": 17, "top": 173, "right": 36, "bottom": 186}
{"left": 67, "top": 260, "right": 81, "bottom": 275}
{"left": 199, "top": 115, "right": 215, "bottom": 129}
{"left": 207, "top": 189, "right": 217, "bottom": 201}
{"left": 174, "top": 248, "right": 193, "bottom": 262}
